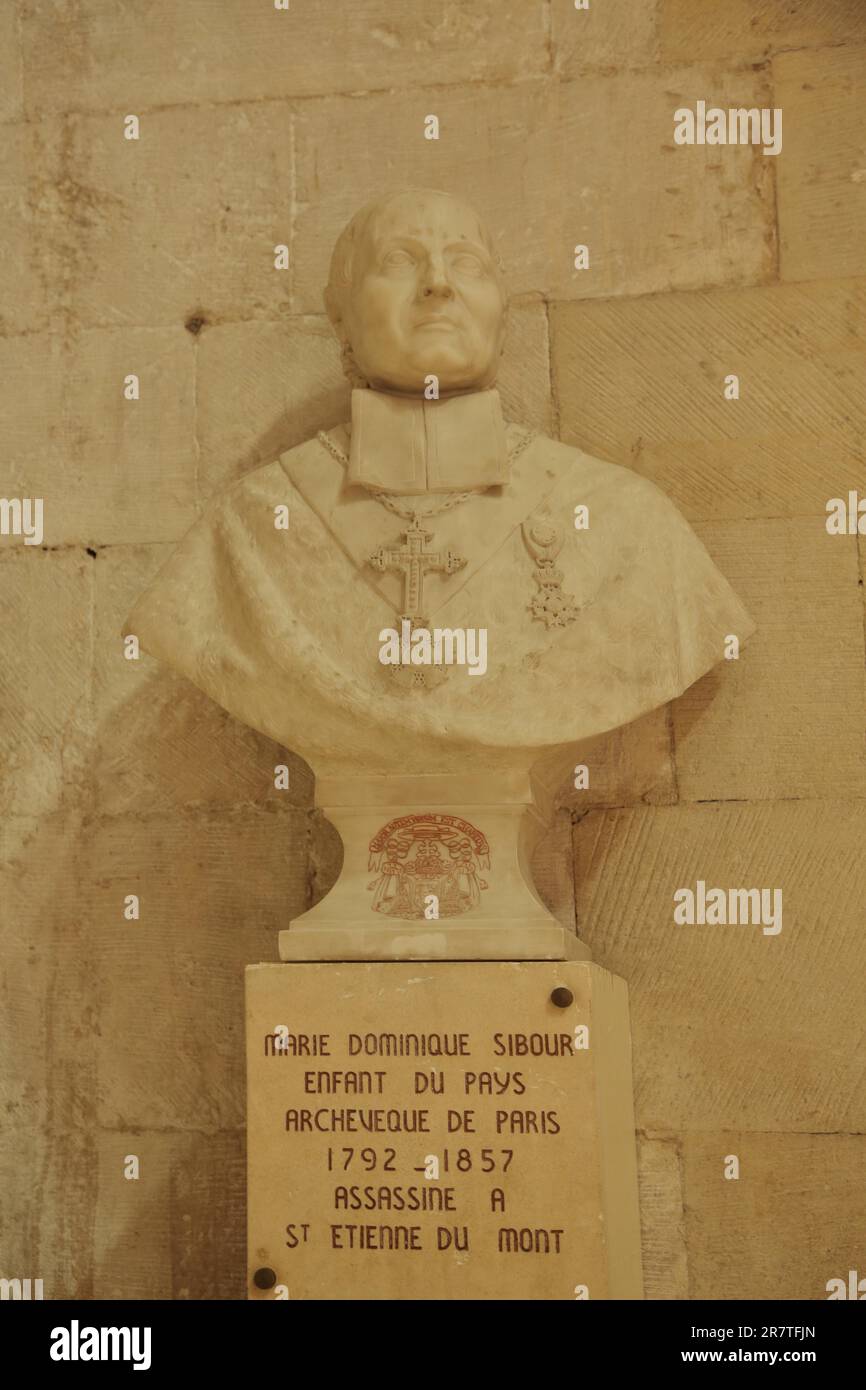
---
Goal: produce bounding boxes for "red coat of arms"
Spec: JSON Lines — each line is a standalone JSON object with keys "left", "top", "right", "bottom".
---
{"left": 367, "top": 813, "right": 490, "bottom": 919}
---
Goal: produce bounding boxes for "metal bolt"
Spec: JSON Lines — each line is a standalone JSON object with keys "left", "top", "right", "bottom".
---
{"left": 550, "top": 986, "right": 574, "bottom": 1008}
{"left": 253, "top": 1267, "right": 277, "bottom": 1290}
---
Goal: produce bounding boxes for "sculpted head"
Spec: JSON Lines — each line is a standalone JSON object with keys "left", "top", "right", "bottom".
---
{"left": 324, "top": 189, "right": 507, "bottom": 395}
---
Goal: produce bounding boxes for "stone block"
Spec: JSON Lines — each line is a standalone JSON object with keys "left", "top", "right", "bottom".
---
{"left": 0, "top": 327, "right": 197, "bottom": 546}
{"left": 247, "top": 960, "right": 642, "bottom": 1299}
{"left": 196, "top": 318, "right": 346, "bottom": 498}
{"left": 0, "top": 123, "right": 60, "bottom": 333}
{"left": 0, "top": 811, "right": 97, "bottom": 1134}
{"left": 660, "top": 0, "right": 866, "bottom": 63}
{"left": 574, "top": 799, "right": 866, "bottom": 1134}
{"left": 59, "top": 105, "right": 294, "bottom": 328}
{"left": 0, "top": 1125, "right": 97, "bottom": 1299}
{"left": 0, "top": 5, "right": 22, "bottom": 123}
{"left": 637, "top": 1135, "right": 689, "bottom": 1300}
{"left": 776, "top": 46, "right": 866, "bottom": 283}
{"left": 169, "top": 1129, "right": 246, "bottom": 1300}
{"left": 531, "top": 807, "right": 577, "bottom": 930}
{"left": 676, "top": 517, "right": 866, "bottom": 801}
{"left": 0, "top": 550, "right": 92, "bottom": 819}
{"left": 84, "top": 807, "right": 309, "bottom": 1132}
{"left": 550, "top": 279, "right": 866, "bottom": 522}
{"left": 498, "top": 299, "right": 555, "bottom": 436}
{"left": 552, "top": 0, "right": 659, "bottom": 75}
{"left": 293, "top": 68, "right": 774, "bottom": 312}
{"left": 556, "top": 707, "right": 676, "bottom": 814}
{"left": 682, "top": 1131, "right": 866, "bottom": 1300}
{"left": 93, "top": 1131, "right": 174, "bottom": 1299}
{"left": 92, "top": 1127, "right": 245, "bottom": 1299}
{"left": 20, "top": 0, "right": 549, "bottom": 113}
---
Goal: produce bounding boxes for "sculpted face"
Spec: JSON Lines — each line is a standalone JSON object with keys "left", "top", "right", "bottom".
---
{"left": 339, "top": 192, "right": 507, "bottom": 394}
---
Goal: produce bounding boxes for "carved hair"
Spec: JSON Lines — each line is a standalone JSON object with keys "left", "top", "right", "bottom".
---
{"left": 323, "top": 189, "right": 506, "bottom": 387}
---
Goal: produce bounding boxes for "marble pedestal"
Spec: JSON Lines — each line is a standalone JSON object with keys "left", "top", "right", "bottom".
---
{"left": 280, "top": 771, "right": 590, "bottom": 962}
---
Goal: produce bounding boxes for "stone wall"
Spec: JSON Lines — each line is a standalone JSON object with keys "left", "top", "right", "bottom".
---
{"left": 1, "top": 1, "right": 864, "bottom": 1299}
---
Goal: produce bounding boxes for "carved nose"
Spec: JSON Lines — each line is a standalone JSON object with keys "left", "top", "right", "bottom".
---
{"left": 421, "top": 256, "right": 454, "bottom": 299}
{"left": 423, "top": 280, "right": 454, "bottom": 299}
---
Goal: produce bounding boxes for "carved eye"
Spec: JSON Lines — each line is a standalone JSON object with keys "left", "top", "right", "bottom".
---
{"left": 382, "top": 249, "right": 414, "bottom": 270}
{"left": 451, "top": 251, "right": 485, "bottom": 275}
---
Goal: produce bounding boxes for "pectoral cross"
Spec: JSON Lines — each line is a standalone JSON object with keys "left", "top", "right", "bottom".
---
{"left": 369, "top": 517, "right": 466, "bottom": 624}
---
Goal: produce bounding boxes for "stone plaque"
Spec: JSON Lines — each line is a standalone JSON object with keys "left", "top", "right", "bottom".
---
{"left": 246, "top": 961, "right": 642, "bottom": 1300}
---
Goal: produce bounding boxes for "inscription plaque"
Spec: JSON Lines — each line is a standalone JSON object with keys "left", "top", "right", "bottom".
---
{"left": 246, "top": 961, "right": 642, "bottom": 1300}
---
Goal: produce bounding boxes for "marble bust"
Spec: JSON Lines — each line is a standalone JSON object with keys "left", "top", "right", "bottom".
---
{"left": 125, "top": 189, "right": 754, "bottom": 961}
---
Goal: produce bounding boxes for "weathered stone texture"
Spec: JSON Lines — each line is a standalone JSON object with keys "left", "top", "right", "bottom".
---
{"left": 293, "top": 68, "right": 775, "bottom": 311}
{"left": 0, "top": 3, "right": 23, "bottom": 124}
{"left": 574, "top": 800, "right": 866, "bottom": 1135}
{"left": 83, "top": 807, "right": 308, "bottom": 1133}
{"left": 552, "top": 0, "right": 659, "bottom": 75}
{"left": 2, "top": 0, "right": 863, "bottom": 1303}
{"left": 637, "top": 1136, "right": 689, "bottom": 1300}
{"left": 676, "top": 518, "right": 866, "bottom": 802}
{"left": 556, "top": 708, "right": 677, "bottom": 815}
{"left": 20, "top": 1, "right": 550, "bottom": 111}
{"left": 59, "top": 106, "right": 295, "bottom": 329}
{"left": 776, "top": 46, "right": 866, "bottom": 284}
{"left": 551, "top": 279, "right": 866, "bottom": 522}
{"left": 681, "top": 1133, "right": 866, "bottom": 1301}
{"left": 660, "top": 0, "right": 866, "bottom": 64}
{"left": 0, "top": 551, "right": 92, "bottom": 820}
{"left": 92, "top": 1129, "right": 245, "bottom": 1300}
{"left": 1, "top": 328, "right": 197, "bottom": 545}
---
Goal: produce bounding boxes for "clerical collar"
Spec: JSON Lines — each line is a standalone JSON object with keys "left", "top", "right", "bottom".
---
{"left": 347, "top": 387, "right": 508, "bottom": 495}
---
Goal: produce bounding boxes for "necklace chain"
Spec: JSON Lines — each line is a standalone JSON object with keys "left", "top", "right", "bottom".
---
{"left": 316, "top": 424, "right": 536, "bottom": 522}
{"left": 373, "top": 490, "right": 477, "bottom": 521}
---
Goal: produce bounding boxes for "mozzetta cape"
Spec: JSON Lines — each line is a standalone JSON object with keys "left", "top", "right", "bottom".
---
{"left": 124, "top": 425, "right": 755, "bottom": 780}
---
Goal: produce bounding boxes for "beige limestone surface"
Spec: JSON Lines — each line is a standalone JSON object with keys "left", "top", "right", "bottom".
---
{"left": 246, "top": 960, "right": 642, "bottom": 1300}
{"left": 2, "top": 0, "right": 865, "bottom": 1300}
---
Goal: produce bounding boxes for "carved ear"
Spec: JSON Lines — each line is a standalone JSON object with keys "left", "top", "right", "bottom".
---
{"left": 323, "top": 288, "right": 367, "bottom": 385}
{"left": 337, "top": 336, "right": 369, "bottom": 390}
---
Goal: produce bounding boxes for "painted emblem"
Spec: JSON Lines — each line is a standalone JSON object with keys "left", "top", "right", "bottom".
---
{"left": 367, "top": 813, "right": 490, "bottom": 919}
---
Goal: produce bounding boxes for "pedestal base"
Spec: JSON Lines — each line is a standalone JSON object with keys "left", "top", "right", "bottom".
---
{"left": 279, "top": 920, "right": 591, "bottom": 961}
{"left": 246, "top": 960, "right": 643, "bottom": 1300}
{"left": 282, "top": 797, "right": 590, "bottom": 962}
